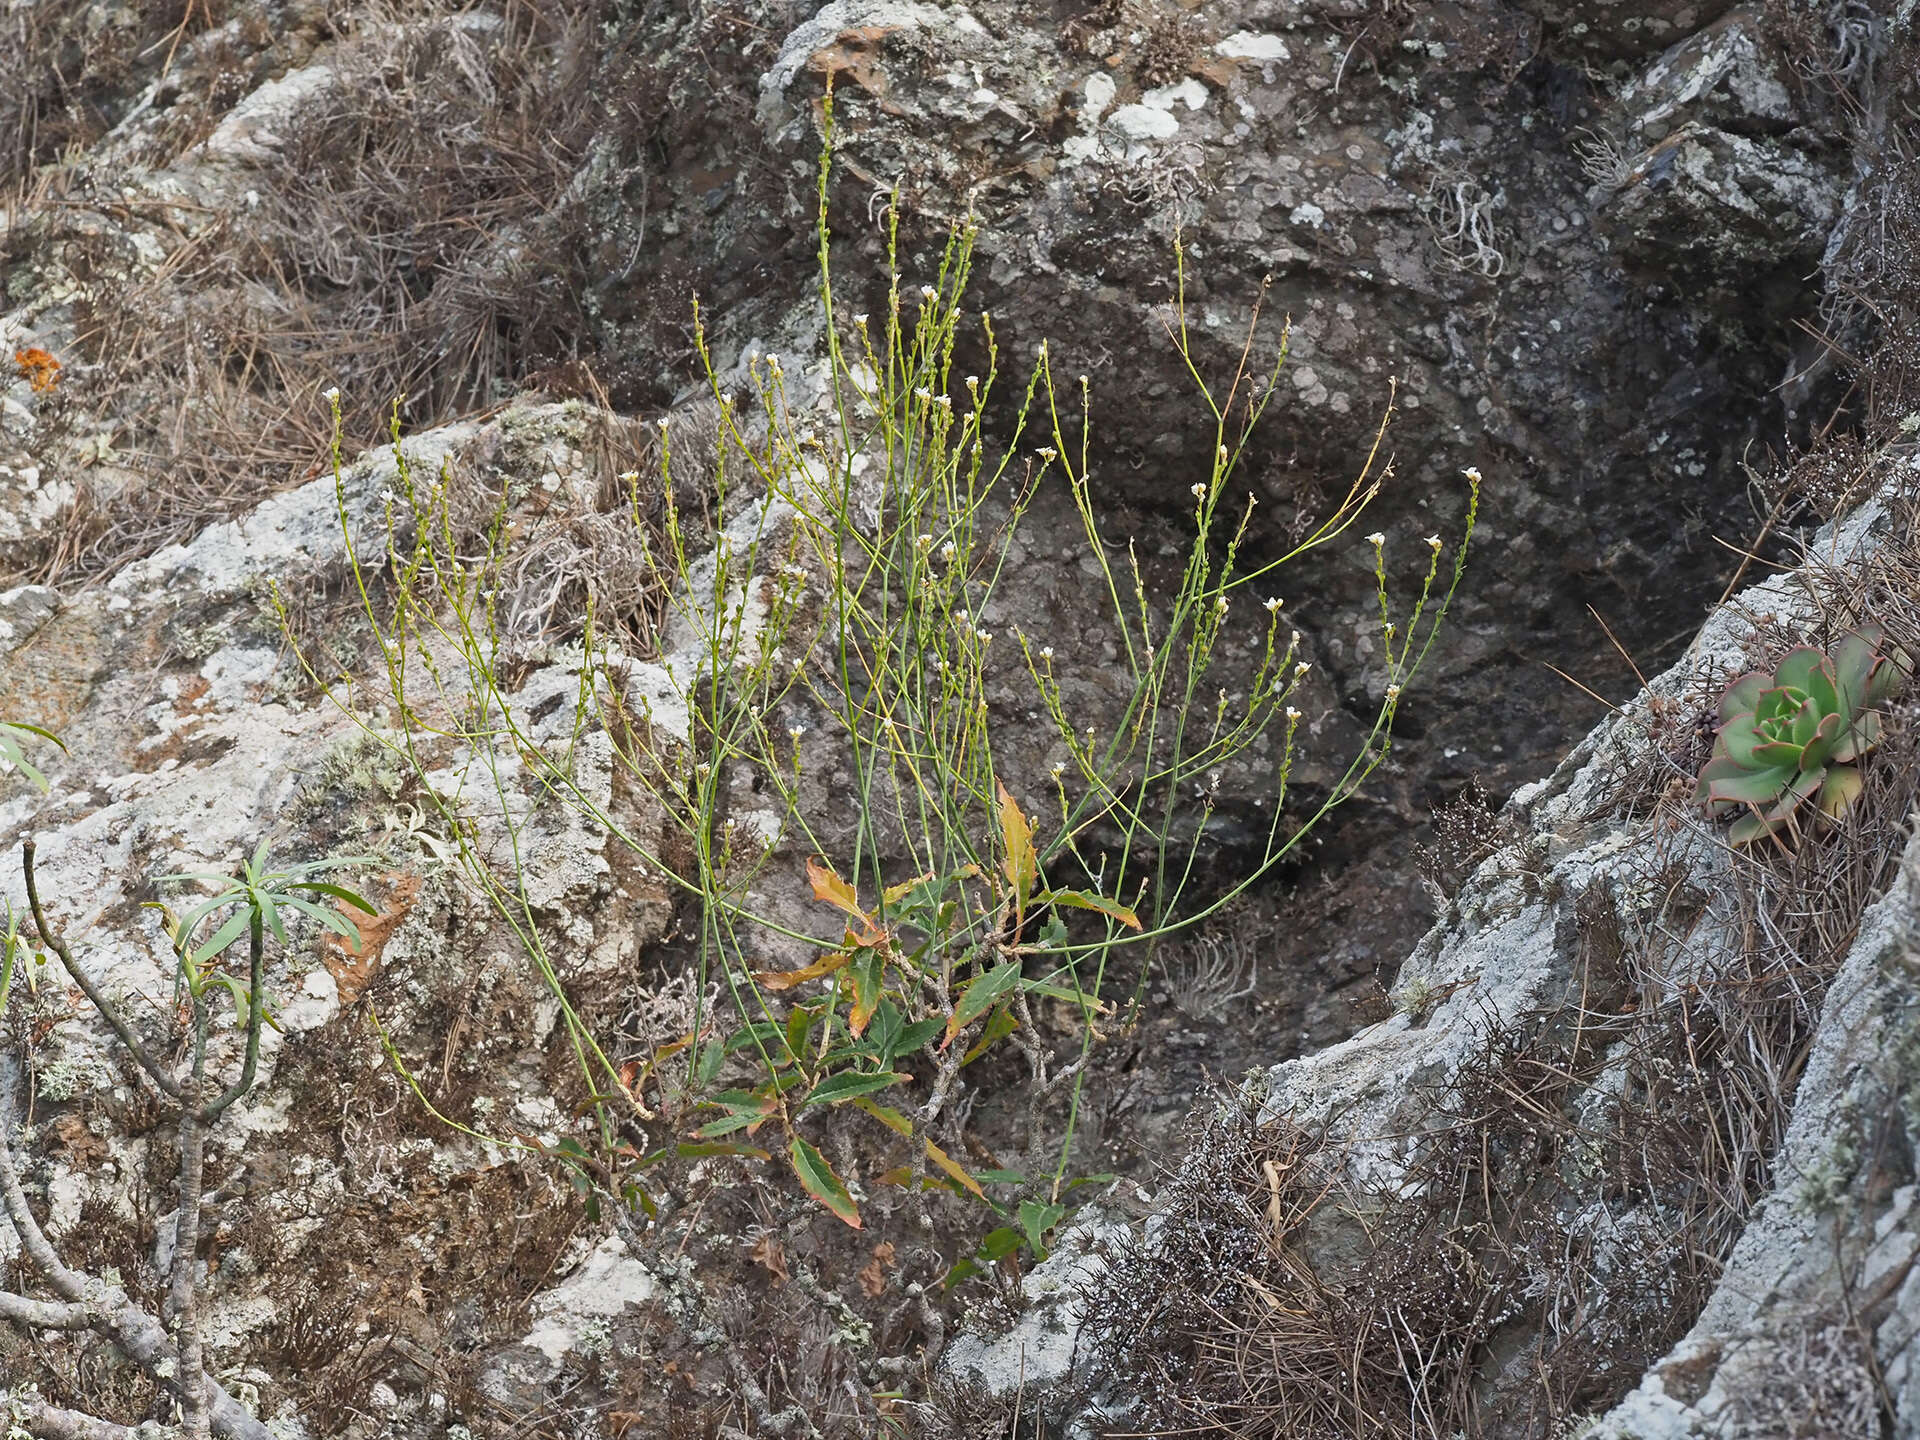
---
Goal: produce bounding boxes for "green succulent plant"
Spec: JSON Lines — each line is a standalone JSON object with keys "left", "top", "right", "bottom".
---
{"left": 1696, "top": 627, "right": 1905, "bottom": 845}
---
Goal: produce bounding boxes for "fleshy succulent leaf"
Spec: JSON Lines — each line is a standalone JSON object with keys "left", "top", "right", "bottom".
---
{"left": 1833, "top": 710, "right": 1882, "bottom": 763}
{"left": 1716, "top": 713, "right": 1763, "bottom": 766}
{"left": 1817, "top": 764, "right": 1863, "bottom": 818}
{"left": 1718, "top": 673, "right": 1770, "bottom": 722}
{"left": 1832, "top": 630, "right": 1878, "bottom": 711}
{"left": 1707, "top": 764, "right": 1800, "bottom": 807}
{"left": 1805, "top": 657, "right": 1841, "bottom": 718}
{"left": 1702, "top": 635, "right": 1892, "bottom": 846}
{"left": 1772, "top": 647, "right": 1825, "bottom": 695}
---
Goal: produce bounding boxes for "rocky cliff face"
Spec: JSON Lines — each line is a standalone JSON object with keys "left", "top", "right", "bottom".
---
{"left": 945, "top": 464, "right": 1920, "bottom": 1437}
{"left": 1, "top": 0, "right": 1915, "bottom": 1434}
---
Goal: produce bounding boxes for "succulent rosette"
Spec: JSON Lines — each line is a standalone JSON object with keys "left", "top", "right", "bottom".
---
{"left": 1696, "top": 627, "right": 1905, "bottom": 845}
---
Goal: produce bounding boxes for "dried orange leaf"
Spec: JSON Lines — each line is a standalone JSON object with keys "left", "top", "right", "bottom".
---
{"left": 925, "top": 1137, "right": 987, "bottom": 1200}
{"left": 754, "top": 949, "right": 854, "bottom": 991}
{"left": 997, "top": 781, "right": 1037, "bottom": 922}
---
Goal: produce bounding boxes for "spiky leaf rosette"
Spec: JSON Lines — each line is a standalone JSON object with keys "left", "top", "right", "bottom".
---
{"left": 1696, "top": 627, "right": 1905, "bottom": 845}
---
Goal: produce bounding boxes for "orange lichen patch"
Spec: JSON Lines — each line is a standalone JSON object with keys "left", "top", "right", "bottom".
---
{"left": 13, "top": 347, "right": 62, "bottom": 392}
{"left": 323, "top": 871, "right": 421, "bottom": 1003}
{"left": 807, "top": 26, "right": 897, "bottom": 97}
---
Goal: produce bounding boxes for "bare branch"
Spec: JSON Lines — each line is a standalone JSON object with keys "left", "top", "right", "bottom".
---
{"left": 12, "top": 1397, "right": 136, "bottom": 1440}
{"left": 0, "top": 1288, "right": 96, "bottom": 1329}
{"left": 21, "top": 840, "right": 183, "bottom": 1102}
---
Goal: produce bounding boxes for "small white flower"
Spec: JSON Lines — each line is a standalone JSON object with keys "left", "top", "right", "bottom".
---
{"left": 917, "top": 533, "right": 934, "bottom": 549}
{"left": 914, "top": 387, "right": 932, "bottom": 401}
{"left": 1384, "top": 623, "right": 1397, "bottom": 639}
{"left": 854, "top": 313, "right": 870, "bottom": 327}
{"left": 966, "top": 375, "right": 980, "bottom": 388}
{"left": 1050, "top": 761, "right": 1066, "bottom": 777}
{"left": 1037, "top": 447, "right": 1058, "bottom": 461}
{"left": 955, "top": 609, "right": 970, "bottom": 624}
{"left": 1040, "top": 646, "right": 1054, "bottom": 660}
{"left": 658, "top": 417, "right": 671, "bottom": 431}
{"left": 719, "top": 392, "right": 735, "bottom": 409}
{"left": 1365, "top": 531, "right": 1386, "bottom": 547}
{"left": 788, "top": 726, "right": 806, "bottom": 741}
{"left": 1285, "top": 706, "right": 1303, "bottom": 722}
{"left": 766, "top": 353, "right": 781, "bottom": 370}
{"left": 1264, "top": 597, "right": 1284, "bottom": 614}
{"left": 1462, "top": 466, "right": 1483, "bottom": 483}
{"left": 1218, "top": 444, "right": 1229, "bottom": 460}
{"left": 1290, "top": 630, "right": 1301, "bottom": 648}
{"left": 1191, "top": 483, "right": 1208, "bottom": 500}
{"left": 618, "top": 470, "right": 639, "bottom": 485}
{"left": 1295, "top": 661, "right": 1313, "bottom": 678}
{"left": 975, "top": 628, "right": 992, "bottom": 643}
{"left": 1385, "top": 684, "right": 1402, "bottom": 702}
{"left": 1425, "top": 534, "right": 1444, "bottom": 551}
{"left": 378, "top": 488, "right": 395, "bottom": 505}
{"left": 934, "top": 394, "right": 951, "bottom": 409}
{"left": 940, "top": 542, "right": 958, "bottom": 562}
{"left": 1214, "top": 596, "right": 1229, "bottom": 615}
{"left": 1079, "top": 374, "right": 1089, "bottom": 386}
{"left": 921, "top": 284, "right": 938, "bottom": 301}
{"left": 322, "top": 386, "right": 342, "bottom": 405}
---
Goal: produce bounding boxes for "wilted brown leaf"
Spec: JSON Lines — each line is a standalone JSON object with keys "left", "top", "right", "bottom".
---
{"left": 858, "top": 1240, "right": 896, "bottom": 1297}
{"left": 750, "top": 1233, "right": 790, "bottom": 1288}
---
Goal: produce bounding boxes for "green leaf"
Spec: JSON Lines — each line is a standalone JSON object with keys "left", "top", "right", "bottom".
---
{"left": 1706, "top": 764, "right": 1797, "bottom": 808}
{"left": 849, "top": 948, "right": 883, "bottom": 1037}
{"left": 1039, "top": 889, "right": 1141, "bottom": 930}
{"left": 723, "top": 1021, "right": 786, "bottom": 1055}
{"left": 1718, "top": 672, "right": 1770, "bottom": 722}
{"left": 942, "top": 960, "right": 1023, "bottom": 1049}
{"left": 190, "top": 910, "right": 251, "bottom": 966}
{"left": 1715, "top": 713, "right": 1762, "bottom": 766}
{"left": 1018, "top": 1199, "right": 1067, "bottom": 1255}
{"left": 790, "top": 1135, "right": 861, "bottom": 1229}
{"left": 207, "top": 972, "right": 261, "bottom": 1028}
{"left": 694, "top": 1111, "right": 761, "bottom": 1139}
{"left": 675, "top": 1141, "right": 771, "bottom": 1161}
{"left": 893, "top": 1016, "right": 946, "bottom": 1056}
{"left": 802, "top": 1070, "right": 911, "bottom": 1107}
{"left": 1772, "top": 647, "right": 1824, "bottom": 695}
{"left": 785, "top": 1002, "right": 824, "bottom": 1063}
{"left": 299, "top": 882, "right": 380, "bottom": 915}
{"left": 961, "top": 1004, "right": 1019, "bottom": 1065}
